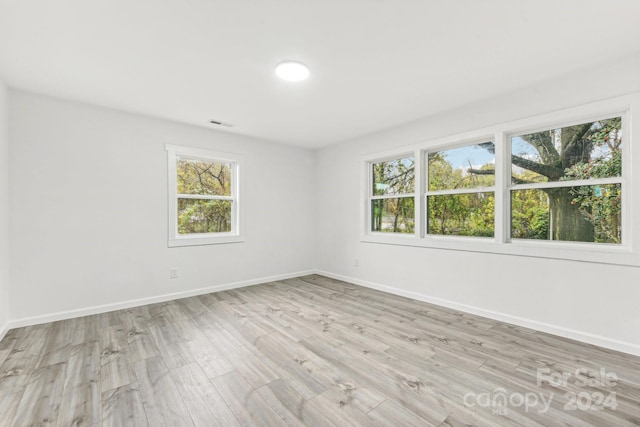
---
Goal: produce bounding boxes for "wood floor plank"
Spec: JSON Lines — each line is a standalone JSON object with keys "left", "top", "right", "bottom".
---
{"left": 254, "top": 334, "right": 330, "bottom": 397}
{"left": 12, "top": 362, "right": 67, "bottom": 426}
{"left": 0, "top": 391, "right": 24, "bottom": 425}
{"left": 147, "top": 315, "right": 195, "bottom": 371}
{"left": 196, "top": 291, "right": 226, "bottom": 308}
{"left": 197, "top": 321, "right": 280, "bottom": 389}
{"left": 6, "top": 327, "right": 49, "bottom": 361}
{"left": 261, "top": 379, "right": 309, "bottom": 423}
{"left": 147, "top": 301, "right": 190, "bottom": 325}
{"left": 0, "top": 354, "right": 39, "bottom": 398}
{"left": 36, "top": 319, "right": 76, "bottom": 368}
{"left": 101, "top": 383, "right": 148, "bottom": 427}
{"left": 100, "top": 325, "right": 135, "bottom": 393}
{"left": 0, "top": 349, "right": 10, "bottom": 373}
{"left": 212, "top": 370, "right": 289, "bottom": 427}
{"left": 171, "top": 362, "right": 241, "bottom": 427}
{"left": 209, "top": 301, "right": 277, "bottom": 343}
{"left": 123, "top": 306, "right": 159, "bottom": 363}
{"left": 172, "top": 318, "right": 234, "bottom": 381}
{"left": 133, "top": 356, "right": 193, "bottom": 427}
{"left": 368, "top": 398, "right": 430, "bottom": 427}
{"left": 317, "top": 381, "right": 385, "bottom": 413}
{"left": 300, "top": 336, "right": 452, "bottom": 425}
{"left": 256, "top": 384, "right": 305, "bottom": 427}
{"left": 174, "top": 296, "right": 210, "bottom": 319}
{"left": 303, "top": 391, "right": 374, "bottom": 426}
{"left": 96, "top": 311, "right": 124, "bottom": 329}
{"left": 57, "top": 342, "right": 102, "bottom": 426}
{"left": 0, "top": 274, "right": 639, "bottom": 426}
{"left": 0, "top": 334, "right": 17, "bottom": 352}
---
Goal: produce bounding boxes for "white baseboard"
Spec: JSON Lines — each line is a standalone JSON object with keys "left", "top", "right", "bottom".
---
{"left": 315, "top": 270, "right": 640, "bottom": 358}
{"left": 5, "top": 268, "right": 639, "bottom": 358}
{"left": 0, "top": 321, "right": 9, "bottom": 342}
{"left": 6, "top": 270, "right": 316, "bottom": 331}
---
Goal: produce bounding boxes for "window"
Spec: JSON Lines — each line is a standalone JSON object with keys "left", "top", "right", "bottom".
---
{"left": 370, "top": 156, "right": 415, "bottom": 233}
{"left": 426, "top": 141, "right": 495, "bottom": 237}
{"left": 362, "top": 94, "right": 634, "bottom": 265}
{"left": 510, "top": 117, "right": 622, "bottom": 244}
{"left": 166, "top": 145, "right": 242, "bottom": 247}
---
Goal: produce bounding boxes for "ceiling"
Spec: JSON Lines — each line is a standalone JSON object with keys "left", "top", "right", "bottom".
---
{"left": 1, "top": 1, "right": 640, "bottom": 149}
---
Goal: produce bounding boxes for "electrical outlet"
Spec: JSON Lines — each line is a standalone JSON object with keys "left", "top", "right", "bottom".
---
{"left": 354, "top": 259, "right": 359, "bottom": 267}
{"left": 170, "top": 268, "right": 180, "bottom": 279}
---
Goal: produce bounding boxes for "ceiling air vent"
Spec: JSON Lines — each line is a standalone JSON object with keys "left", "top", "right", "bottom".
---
{"left": 209, "top": 120, "right": 233, "bottom": 127}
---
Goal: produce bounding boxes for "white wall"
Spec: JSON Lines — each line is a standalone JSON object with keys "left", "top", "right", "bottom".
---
{"left": 0, "top": 78, "right": 10, "bottom": 335}
{"left": 316, "top": 54, "right": 640, "bottom": 355}
{"left": 9, "top": 91, "right": 315, "bottom": 321}
{"left": 6, "top": 54, "right": 640, "bottom": 355}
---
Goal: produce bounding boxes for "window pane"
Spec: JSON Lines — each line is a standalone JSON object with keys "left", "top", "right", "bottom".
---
{"left": 511, "top": 184, "right": 621, "bottom": 244}
{"left": 178, "top": 198, "right": 232, "bottom": 234}
{"left": 428, "top": 142, "right": 495, "bottom": 191}
{"left": 372, "top": 157, "right": 415, "bottom": 195}
{"left": 177, "top": 158, "right": 232, "bottom": 196}
{"left": 511, "top": 117, "right": 622, "bottom": 184}
{"left": 371, "top": 198, "right": 414, "bottom": 233}
{"left": 427, "top": 193, "right": 494, "bottom": 237}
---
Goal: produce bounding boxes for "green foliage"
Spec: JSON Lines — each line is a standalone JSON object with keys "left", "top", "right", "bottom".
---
{"left": 178, "top": 199, "right": 231, "bottom": 234}
{"left": 511, "top": 188, "right": 549, "bottom": 239}
{"left": 564, "top": 148, "right": 621, "bottom": 181}
{"left": 372, "top": 198, "right": 415, "bottom": 233}
{"left": 426, "top": 117, "right": 622, "bottom": 243}
{"left": 176, "top": 159, "right": 233, "bottom": 235}
{"left": 372, "top": 157, "right": 415, "bottom": 233}
{"left": 428, "top": 193, "right": 494, "bottom": 237}
{"left": 373, "top": 157, "right": 414, "bottom": 195}
{"left": 587, "top": 117, "right": 622, "bottom": 151}
{"left": 567, "top": 184, "right": 621, "bottom": 243}
{"left": 428, "top": 152, "right": 494, "bottom": 191}
{"left": 178, "top": 159, "right": 231, "bottom": 196}
{"left": 562, "top": 119, "right": 622, "bottom": 243}
{"left": 510, "top": 117, "right": 622, "bottom": 243}
{"left": 427, "top": 151, "right": 494, "bottom": 236}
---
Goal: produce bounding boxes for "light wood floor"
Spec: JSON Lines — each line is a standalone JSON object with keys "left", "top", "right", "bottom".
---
{"left": 0, "top": 275, "right": 639, "bottom": 426}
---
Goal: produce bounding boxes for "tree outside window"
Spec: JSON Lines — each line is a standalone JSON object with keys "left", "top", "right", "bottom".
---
{"left": 371, "top": 157, "right": 415, "bottom": 233}
{"left": 510, "top": 117, "right": 622, "bottom": 244}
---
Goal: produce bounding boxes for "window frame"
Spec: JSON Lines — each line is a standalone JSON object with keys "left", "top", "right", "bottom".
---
{"left": 507, "top": 113, "right": 626, "bottom": 245}
{"left": 361, "top": 93, "right": 638, "bottom": 266}
{"left": 368, "top": 153, "right": 418, "bottom": 236}
{"left": 365, "top": 152, "right": 419, "bottom": 238}
{"left": 166, "top": 144, "right": 244, "bottom": 247}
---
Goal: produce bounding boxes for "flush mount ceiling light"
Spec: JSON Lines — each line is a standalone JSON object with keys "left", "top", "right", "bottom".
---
{"left": 275, "top": 61, "right": 310, "bottom": 82}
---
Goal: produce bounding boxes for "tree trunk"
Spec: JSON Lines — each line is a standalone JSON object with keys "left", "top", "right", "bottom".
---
{"left": 547, "top": 187, "right": 594, "bottom": 242}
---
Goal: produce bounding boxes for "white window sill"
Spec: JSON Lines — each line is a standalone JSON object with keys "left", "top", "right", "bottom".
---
{"left": 361, "top": 233, "right": 639, "bottom": 267}
{"left": 168, "top": 234, "right": 244, "bottom": 247}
